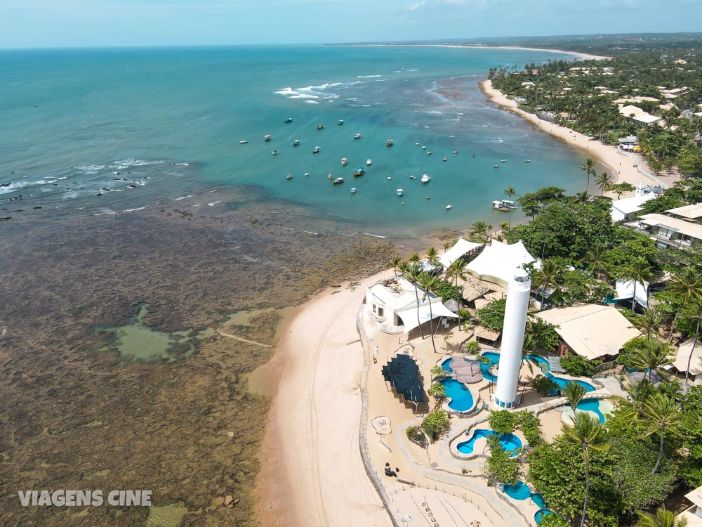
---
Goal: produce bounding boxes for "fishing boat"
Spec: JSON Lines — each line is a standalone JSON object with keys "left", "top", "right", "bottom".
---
{"left": 333, "top": 177, "right": 344, "bottom": 185}
{"left": 426, "top": 151, "right": 432, "bottom": 156}
{"left": 341, "top": 157, "right": 348, "bottom": 166}
{"left": 304, "top": 172, "right": 310, "bottom": 177}
{"left": 420, "top": 174, "right": 431, "bottom": 184}
{"left": 293, "top": 139, "right": 300, "bottom": 147}
{"left": 443, "top": 157, "right": 448, "bottom": 162}
{"left": 354, "top": 133, "right": 362, "bottom": 140}
{"left": 272, "top": 150, "right": 279, "bottom": 156}
{"left": 366, "top": 159, "right": 372, "bottom": 166}
{"left": 421, "top": 145, "right": 427, "bottom": 150}
{"left": 396, "top": 188, "right": 404, "bottom": 197}
{"left": 313, "top": 146, "right": 320, "bottom": 154}
{"left": 264, "top": 134, "right": 272, "bottom": 142}
{"left": 501, "top": 159, "right": 507, "bottom": 163}
{"left": 353, "top": 168, "right": 365, "bottom": 177}
{"left": 386, "top": 139, "right": 394, "bottom": 147}
{"left": 317, "top": 123, "right": 325, "bottom": 130}
{"left": 494, "top": 165, "right": 500, "bottom": 169}
{"left": 525, "top": 159, "right": 532, "bottom": 163}
{"left": 386, "top": 176, "right": 392, "bottom": 180}
{"left": 338, "top": 120, "right": 345, "bottom": 126}
{"left": 239, "top": 140, "right": 248, "bottom": 144}
{"left": 286, "top": 174, "right": 293, "bottom": 181}
{"left": 492, "top": 199, "right": 517, "bottom": 211}
{"left": 350, "top": 187, "right": 357, "bottom": 194}
{"left": 445, "top": 204, "right": 453, "bottom": 210}
{"left": 285, "top": 117, "right": 293, "bottom": 124}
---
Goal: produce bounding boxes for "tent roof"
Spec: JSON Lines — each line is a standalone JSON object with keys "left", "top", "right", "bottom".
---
{"left": 614, "top": 279, "right": 649, "bottom": 308}
{"left": 466, "top": 240, "right": 536, "bottom": 287}
{"left": 439, "top": 238, "right": 483, "bottom": 268}
{"left": 535, "top": 304, "right": 641, "bottom": 360}
{"left": 674, "top": 339, "right": 702, "bottom": 376}
{"left": 396, "top": 302, "right": 457, "bottom": 333}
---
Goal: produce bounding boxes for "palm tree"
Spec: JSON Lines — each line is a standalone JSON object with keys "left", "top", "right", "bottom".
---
{"left": 636, "top": 307, "right": 663, "bottom": 340}
{"left": 428, "top": 382, "right": 447, "bottom": 409}
{"left": 532, "top": 259, "right": 564, "bottom": 310}
{"left": 445, "top": 259, "right": 467, "bottom": 331}
{"left": 629, "top": 338, "right": 674, "bottom": 383}
{"left": 639, "top": 392, "right": 683, "bottom": 474}
{"left": 564, "top": 382, "right": 587, "bottom": 412}
{"left": 617, "top": 258, "right": 653, "bottom": 312}
{"left": 636, "top": 507, "right": 688, "bottom": 527}
{"left": 595, "top": 171, "right": 612, "bottom": 196}
{"left": 585, "top": 245, "right": 609, "bottom": 279}
{"left": 426, "top": 247, "right": 440, "bottom": 268}
{"left": 581, "top": 158, "right": 597, "bottom": 195}
{"left": 666, "top": 267, "right": 702, "bottom": 341}
{"left": 406, "top": 254, "right": 425, "bottom": 339}
{"left": 504, "top": 186, "right": 516, "bottom": 227}
{"left": 563, "top": 412, "right": 610, "bottom": 527}
{"left": 681, "top": 300, "right": 702, "bottom": 389}
{"left": 418, "top": 272, "right": 440, "bottom": 353}
{"left": 470, "top": 221, "right": 491, "bottom": 243}
{"left": 391, "top": 256, "right": 402, "bottom": 278}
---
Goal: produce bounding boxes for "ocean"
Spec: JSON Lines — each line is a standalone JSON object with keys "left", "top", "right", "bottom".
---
{"left": 0, "top": 45, "right": 587, "bottom": 236}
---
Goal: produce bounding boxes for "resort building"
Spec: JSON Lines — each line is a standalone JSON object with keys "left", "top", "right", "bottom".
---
{"left": 365, "top": 277, "right": 457, "bottom": 334}
{"left": 667, "top": 202, "right": 702, "bottom": 221}
{"left": 535, "top": 304, "right": 641, "bottom": 361}
{"left": 671, "top": 339, "right": 702, "bottom": 386}
{"left": 677, "top": 485, "right": 702, "bottom": 526}
{"left": 610, "top": 192, "right": 655, "bottom": 222}
{"left": 466, "top": 240, "right": 537, "bottom": 288}
{"left": 617, "top": 104, "right": 662, "bottom": 125}
{"left": 637, "top": 212, "right": 702, "bottom": 249}
{"left": 617, "top": 135, "right": 639, "bottom": 151}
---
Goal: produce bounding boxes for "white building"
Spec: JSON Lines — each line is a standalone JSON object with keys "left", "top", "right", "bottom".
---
{"left": 466, "top": 240, "right": 537, "bottom": 288}
{"left": 672, "top": 339, "right": 702, "bottom": 386}
{"left": 611, "top": 193, "right": 655, "bottom": 222}
{"left": 677, "top": 485, "right": 702, "bottom": 526}
{"left": 365, "top": 277, "right": 457, "bottom": 334}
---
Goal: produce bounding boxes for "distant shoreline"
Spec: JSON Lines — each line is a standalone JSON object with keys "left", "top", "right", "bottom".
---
{"left": 340, "top": 43, "right": 611, "bottom": 61}
{"left": 479, "top": 79, "right": 675, "bottom": 192}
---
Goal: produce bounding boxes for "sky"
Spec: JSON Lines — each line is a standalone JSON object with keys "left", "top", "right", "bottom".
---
{"left": 0, "top": 0, "right": 701, "bottom": 49}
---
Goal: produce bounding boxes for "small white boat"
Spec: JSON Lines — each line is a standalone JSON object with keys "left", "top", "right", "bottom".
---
{"left": 333, "top": 177, "right": 344, "bottom": 185}
{"left": 317, "top": 123, "right": 325, "bottom": 130}
{"left": 421, "top": 174, "right": 431, "bottom": 184}
{"left": 421, "top": 145, "right": 427, "bottom": 150}
{"left": 386, "top": 138, "right": 394, "bottom": 147}
{"left": 353, "top": 168, "right": 365, "bottom": 177}
{"left": 285, "top": 117, "right": 293, "bottom": 124}
{"left": 501, "top": 159, "right": 507, "bottom": 163}
{"left": 445, "top": 204, "right": 453, "bottom": 210}
{"left": 313, "top": 146, "right": 320, "bottom": 154}
{"left": 286, "top": 174, "right": 293, "bottom": 181}
{"left": 338, "top": 120, "right": 345, "bottom": 126}
{"left": 354, "top": 133, "right": 362, "bottom": 140}
{"left": 443, "top": 157, "right": 448, "bottom": 162}
{"left": 426, "top": 151, "right": 432, "bottom": 156}
{"left": 293, "top": 139, "right": 300, "bottom": 147}
{"left": 494, "top": 165, "right": 500, "bottom": 169}
{"left": 239, "top": 140, "right": 248, "bottom": 144}
{"left": 366, "top": 159, "right": 372, "bottom": 166}
{"left": 492, "top": 199, "right": 517, "bottom": 211}
{"left": 396, "top": 188, "right": 404, "bottom": 196}
{"left": 525, "top": 159, "right": 532, "bottom": 163}
{"left": 272, "top": 150, "right": 279, "bottom": 156}
{"left": 415, "top": 142, "right": 420, "bottom": 146}
{"left": 341, "top": 157, "right": 348, "bottom": 166}
{"left": 304, "top": 172, "right": 310, "bottom": 177}
{"left": 350, "top": 187, "right": 357, "bottom": 194}
{"left": 264, "top": 134, "right": 272, "bottom": 142}
{"left": 409, "top": 175, "right": 416, "bottom": 180}
{"left": 386, "top": 176, "right": 392, "bottom": 180}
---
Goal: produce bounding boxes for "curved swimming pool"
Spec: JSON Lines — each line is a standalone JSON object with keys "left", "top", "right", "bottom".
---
{"left": 480, "top": 351, "right": 500, "bottom": 382}
{"left": 535, "top": 509, "right": 553, "bottom": 524}
{"left": 502, "top": 480, "right": 531, "bottom": 500}
{"left": 527, "top": 354, "right": 596, "bottom": 393}
{"left": 440, "top": 378, "right": 474, "bottom": 412}
{"left": 456, "top": 428, "right": 522, "bottom": 455}
{"left": 577, "top": 398, "right": 606, "bottom": 423}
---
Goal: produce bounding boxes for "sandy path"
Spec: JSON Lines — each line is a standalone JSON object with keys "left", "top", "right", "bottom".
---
{"left": 480, "top": 79, "right": 677, "bottom": 191}
{"left": 256, "top": 274, "right": 392, "bottom": 527}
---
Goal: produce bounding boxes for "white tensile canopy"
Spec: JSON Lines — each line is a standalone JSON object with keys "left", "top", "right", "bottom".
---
{"left": 395, "top": 302, "right": 457, "bottom": 333}
{"left": 439, "top": 238, "right": 483, "bottom": 268}
{"left": 466, "top": 240, "right": 536, "bottom": 287}
{"left": 614, "top": 279, "right": 649, "bottom": 308}
{"left": 674, "top": 339, "right": 702, "bottom": 376}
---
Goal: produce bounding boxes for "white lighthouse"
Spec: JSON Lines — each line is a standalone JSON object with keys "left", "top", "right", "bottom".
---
{"left": 494, "top": 269, "right": 531, "bottom": 409}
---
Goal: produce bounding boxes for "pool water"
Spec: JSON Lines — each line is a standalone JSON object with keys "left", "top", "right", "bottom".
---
{"left": 456, "top": 428, "right": 523, "bottom": 455}
{"left": 527, "top": 354, "right": 596, "bottom": 393}
{"left": 577, "top": 398, "right": 606, "bottom": 423}
{"left": 535, "top": 509, "right": 553, "bottom": 524}
{"left": 440, "top": 378, "right": 474, "bottom": 412}
{"left": 441, "top": 357, "right": 454, "bottom": 373}
{"left": 531, "top": 493, "right": 546, "bottom": 509}
{"left": 502, "top": 480, "right": 531, "bottom": 500}
{"left": 480, "top": 351, "right": 500, "bottom": 382}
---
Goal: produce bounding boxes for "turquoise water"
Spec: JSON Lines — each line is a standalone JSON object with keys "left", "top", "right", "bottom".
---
{"left": 531, "top": 493, "right": 547, "bottom": 509}
{"left": 440, "top": 377, "right": 475, "bottom": 412}
{"left": 456, "top": 428, "right": 522, "bottom": 455}
{"left": 441, "top": 357, "right": 454, "bottom": 373}
{"left": 527, "top": 354, "right": 596, "bottom": 392}
{"left": 0, "top": 46, "right": 589, "bottom": 234}
{"left": 577, "top": 398, "right": 606, "bottom": 423}
{"left": 535, "top": 509, "right": 553, "bottom": 524}
{"left": 502, "top": 480, "right": 531, "bottom": 500}
{"left": 480, "top": 351, "right": 500, "bottom": 382}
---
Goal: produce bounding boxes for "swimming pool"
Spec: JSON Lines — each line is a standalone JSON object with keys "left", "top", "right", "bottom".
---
{"left": 577, "top": 398, "right": 606, "bottom": 423}
{"left": 480, "top": 351, "right": 500, "bottom": 382}
{"left": 440, "top": 378, "right": 475, "bottom": 412}
{"left": 502, "top": 480, "right": 531, "bottom": 500}
{"left": 531, "top": 493, "right": 546, "bottom": 509}
{"left": 441, "top": 357, "right": 454, "bottom": 373}
{"left": 527, "top": 354, "right": 596, "bottom": 393}
{"left": 456, "top": 428, "right": 523, "bottom": 455}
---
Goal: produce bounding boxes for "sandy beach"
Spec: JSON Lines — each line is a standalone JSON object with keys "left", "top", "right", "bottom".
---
{"left": 480, "top": 79, "right": 677, "bottom": 192}
{"left": 255, "top": 273, "right": 393, "bottom": 527}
